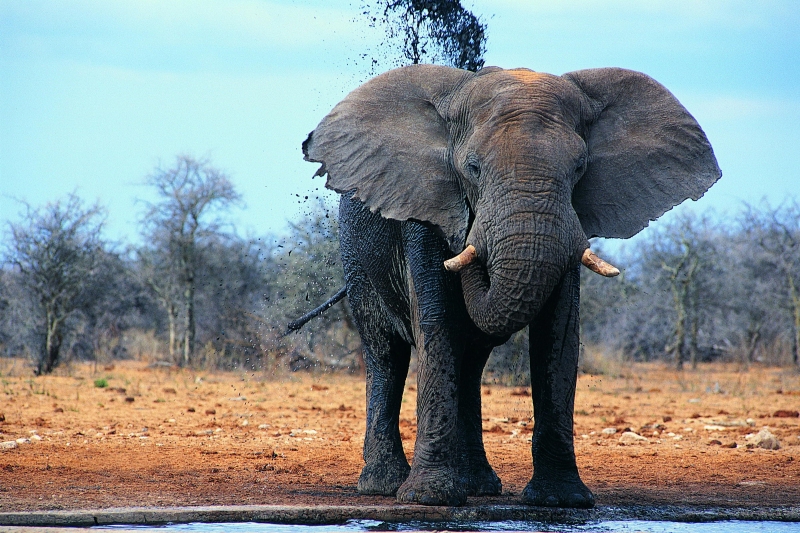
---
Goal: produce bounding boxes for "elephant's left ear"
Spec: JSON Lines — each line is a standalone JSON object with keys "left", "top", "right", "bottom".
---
{"left": 303, "top": 65, "right": 473, "bottom": 251}
{"left": 564, "top": 68, "right": 721, "bottom": 239}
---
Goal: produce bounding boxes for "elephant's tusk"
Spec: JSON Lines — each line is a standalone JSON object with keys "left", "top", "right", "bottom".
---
{"left": 444, "top": 245, "right": 477, "bottom": 272}
{"left": 581, "top": 248, "right": 620, "bottom": 277}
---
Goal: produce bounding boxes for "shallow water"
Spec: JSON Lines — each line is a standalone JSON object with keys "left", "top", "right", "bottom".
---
{"left": 94, "top": 519, "right": 800, "bottom": 532}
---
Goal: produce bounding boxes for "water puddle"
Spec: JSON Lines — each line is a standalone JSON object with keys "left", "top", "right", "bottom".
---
{"left": 94, "top": 519, "right": 800, "bottom": 532}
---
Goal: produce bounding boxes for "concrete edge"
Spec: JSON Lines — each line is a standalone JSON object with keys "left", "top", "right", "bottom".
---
{"left": 0, "top": 504, "right": 799, "bottom": 528}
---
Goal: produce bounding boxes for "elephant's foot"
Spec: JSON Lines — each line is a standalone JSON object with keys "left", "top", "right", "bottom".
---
{"left": 358, "top": 455, "right": 410, "bottom": 496}
{"left": 464, "top": 462, "right": 502, "bottom": 496}
{"left": 396, "top": 466, "right": 466, "bottom": 506}
{"left": 520, "top": 473, "right": 594, "bottom": 508}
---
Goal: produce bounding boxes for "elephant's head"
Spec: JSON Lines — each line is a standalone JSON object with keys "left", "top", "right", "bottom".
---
{"left": 303, "top": 65, "right": 721, "bottom": 337}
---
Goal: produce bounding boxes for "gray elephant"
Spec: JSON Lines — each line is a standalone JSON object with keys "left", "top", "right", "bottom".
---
{"left": 301, "top": 65, "right": 720, "bottom": 507}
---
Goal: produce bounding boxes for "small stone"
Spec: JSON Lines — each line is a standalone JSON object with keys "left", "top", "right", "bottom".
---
{"left": 258, "top": 424, "right": 270, "bottom": 430}
{"left": 15, "top": 438, "right": 30, "bottom": 445}
{"left": 205, "top": 409, "right": 216, "bottom": 416}
{"left": 124, "top": 397, "right": 135, "bottom": 403}
{"left": 1, "top": 440, "right": 18, "bottom": 450}
{"left": 31, "top": 434, "right": 42, "bottom": 441}
{"left": 746, "top": 428, "right": 780, "bottom": 450}
{"left": 618, "top": 431, "right": 649, "bottom": 444}
{"left": 240, "top": 419, "right": 249, "bottom": 426}
{"left": 708, "top": 439, "right": 722, "bottom": 446}
{"left": 773, "top": 410, "right": 800, "bottom": 418}
{"left": 601, "top": 427, "right": 617, "bottom": 435}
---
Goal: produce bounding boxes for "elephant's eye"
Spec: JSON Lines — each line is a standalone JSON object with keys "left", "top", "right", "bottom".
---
{"left": 464, "top": 157, "right": 481, "bottom": 181}
{"left": 575, "top": 155, "right": 587, "bottom": 177}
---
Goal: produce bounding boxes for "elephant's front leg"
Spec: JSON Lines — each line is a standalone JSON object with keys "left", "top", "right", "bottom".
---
{"left": 396, "top": 223, "right": 467, "bottom": 506}
{"left": 458, "top": 343, "right": 502, "bottom": 496}
{"left": 522, "top": 264, "right": 594, "bottom": 508}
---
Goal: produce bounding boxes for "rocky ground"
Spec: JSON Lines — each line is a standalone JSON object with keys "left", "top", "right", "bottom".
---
{"left": 0, "top": 358, "right": 799, "bottom": 512}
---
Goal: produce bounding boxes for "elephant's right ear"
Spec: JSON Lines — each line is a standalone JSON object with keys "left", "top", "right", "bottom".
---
{"left": 303, "top": 65, "right": 473, "bottom": 251}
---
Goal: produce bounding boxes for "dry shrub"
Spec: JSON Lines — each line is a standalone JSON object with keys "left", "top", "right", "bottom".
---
{"left": 579, "top": 344, "right": 629, "bottom": 377}
{"left": 121, "top": 329, "right": 162, "bottom": 361}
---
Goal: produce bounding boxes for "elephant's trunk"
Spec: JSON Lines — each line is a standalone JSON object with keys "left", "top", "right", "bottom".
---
{"left": 459, "top": 185, "right": 585, "bottom": 338}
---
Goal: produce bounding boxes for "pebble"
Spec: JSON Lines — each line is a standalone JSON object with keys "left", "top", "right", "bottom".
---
{"left": 602, "top": 427, "right": 617, "bottom": 435}
{"left": 618, "top": 431, "right": 649, "bottom": 444}
{"left": 1, "top": 440, "right": 18, "bottom": 450}
{"left": 745, "top": 428, "right": 780, "bottom": 450}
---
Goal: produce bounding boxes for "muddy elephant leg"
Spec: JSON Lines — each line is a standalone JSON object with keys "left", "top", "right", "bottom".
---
{"left": 396, "top": 223, "right": 467, "bottom": 506}
{"left": 346, "top": 273, "right": 412, "bottom": 495}
{"left": 458, "top": 343, "right": 502, "bottom": 496}
{"left": 339, "top": 195, "right": 412, "bottom": 496}
{"left": 522, "top": 264, "right": 594, "bottom": 508}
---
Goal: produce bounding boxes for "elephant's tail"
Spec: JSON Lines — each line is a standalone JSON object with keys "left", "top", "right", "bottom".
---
{"left": 285, "top": 287, "right": 347, "bottom": 334}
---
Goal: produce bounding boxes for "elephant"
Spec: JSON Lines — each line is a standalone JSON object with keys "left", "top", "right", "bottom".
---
{"left": 300, "top": 64, "right": 720, "bottom": 507}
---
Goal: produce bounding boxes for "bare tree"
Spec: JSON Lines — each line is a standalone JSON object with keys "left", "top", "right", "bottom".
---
{"left": 741, "top": 201, "right": 800, "bottom": 368}
{"left": 640, "top": 213, "right": 721, "bottom": 370}
{"left": 135, "top": 244, "right": 182, "bottom": 360}
{"left": 4, "top": 194, "right": 106, "bottom": 374}
{"left": 141, "top": 155, "right": 241, "bottom": 367}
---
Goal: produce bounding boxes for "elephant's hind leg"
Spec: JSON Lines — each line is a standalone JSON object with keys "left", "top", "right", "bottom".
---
{"left": 340, "top": 194, "right": 412, "bottom": 496}
{"left": 522, "top": 264, "right": 594, "bottom": 508}
{"left": 347, "top": 274, "right": 412, "bottom": 496}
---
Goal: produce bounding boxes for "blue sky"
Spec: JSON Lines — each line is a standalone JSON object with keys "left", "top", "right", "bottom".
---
{"left": 1, "top": 0, "right": 798, "bottom": 248}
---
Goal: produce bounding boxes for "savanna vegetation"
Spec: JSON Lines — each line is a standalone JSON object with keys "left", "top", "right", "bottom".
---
{"left": 1, "top": 1, "right": 797, "bottom": 378}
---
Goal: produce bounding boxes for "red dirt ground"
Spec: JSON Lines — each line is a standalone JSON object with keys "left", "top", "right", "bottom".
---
{"left": 0, "top": 358, "right": 799, "bottom": 512}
